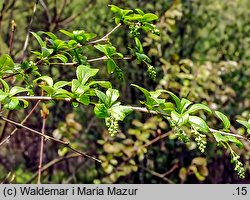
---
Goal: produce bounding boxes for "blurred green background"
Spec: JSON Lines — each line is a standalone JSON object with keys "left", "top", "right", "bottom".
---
{"left": 0, "top": 0, "right": 249, "bottom": 183}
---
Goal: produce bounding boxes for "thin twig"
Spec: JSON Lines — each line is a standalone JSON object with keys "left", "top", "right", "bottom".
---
{"left": 138, "top": 165, "right": 175, "bottom": 183}
{"left": 0, "top": 116, "right": 101, "bottom": 163}
{"left": 0, "top": 101, "right": 40, "bottom": 147}
{"left": 8, "top": 20, "right": 16, "bottom": 55}
{"left": 209, "top": 128, "right": 250, "bottom": 142}
{"left": 26, "top": 153, "right": 80, "bottom": 183}
{"left": 38, "top": 117, "right": 46, "bottom": 184}
{"left": 16, "top": 96, "right": 72, "bottom": 102}
{"left": 88, "top": 23, "right": 121, "bottom": 44}
{"left": 21, "top": 0, "right": 39, "bottom": 61}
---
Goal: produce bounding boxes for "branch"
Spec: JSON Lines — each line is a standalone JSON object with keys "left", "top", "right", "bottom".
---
{"left": 88, "top": 23, "right": 122, "bottom": 45}
{"left": 16, "top": 96, "right": 72, "bottom": 102}
{"left": 26, "top": 153, "right": 81, "bottom": 183}
{"left": 0, "top": 116, "right": 101, "bottom": 163}
{"left": 209, "top": 128, "right": 250, "bottom": 142}
{"left": 21, "top": 0, "right": 39, "bottom": 61}
{"left": 38, "top": 117, "right": 46, "bottom": 184}
{"left": 0, "top": 101, "right": 40, "bottom": 147}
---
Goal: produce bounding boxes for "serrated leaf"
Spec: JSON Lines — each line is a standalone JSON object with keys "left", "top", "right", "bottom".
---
{"left": 109, "top": 105, "right": 133, "bottom": 121}
{"left": 215, "top": 111, "right": 230, "bottom": 130}
{"left": 34, "top": 76, "right": 53, "bottom": 86}
{"left": 94, "top": 103, "right": 109, "bottom": 118}
{"left": 9, "top": 86, "right": 29, "bottom": 97}
{"left": 186, "top": 103, "right": 212, "bottom": 114}
{"left": 189, "top": 116, "right": 209, "bottom": 133}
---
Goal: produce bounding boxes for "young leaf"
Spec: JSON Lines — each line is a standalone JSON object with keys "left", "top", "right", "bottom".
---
{"left": 106, "top": 88, "right": 120, "bottom": 107}
{"left": 226, "top": 136, "right": 244, "bottom": 148}
{"left": 107, "top": 59, "right": 118, "bottom": 74}
{"left": 186, "top": 103, "right": 212, "bottom": 114}
{"left": 76, "top": 65, "right": 99, "bottom": 84}
{"left": 236, "top": 120, "right": 250, "bottom": 134}
{"left": 0, "top": 78, "right": 10, "bottom": 93}
{"left": 94, "top": 103, "right": 109, "bottom": 118}
{"left": 95, "top": 89, "right": 109, "bottom": 106}
{"left": 50, "top": 54, "right": 68, "bottom": 63}
{"left": 142, "top": 13, "right": 158, "bottom": 22}
{"left": 213, "top": 132, "right": 228, "bottom": 143}
{"left": 109, "top": 105, "right": 133, "bottom": 121}
{"left": 77, "top": 94, "right": 90, "bottom": 105}
{"left": 0, "top": 90, "right": 8, "bottom": 101}
{"left": 88, "top": 81, "right": 112, "bottom": 88}
{"left": 189, "top": 116, "right": 209, "bottom": 133}
{"left": 9, "top": 86, "right": 29, "bottom": 97}
{"left": 34, "top": 76, "right": 53, "bottom": 87}
{"left": 180, "top": 98, "right": 192, "bottom": 113}
{"left": 3, "top": 97, "right": 19, "bottom": 110}
{"left": 166, "top": 91, "right": 181, "bottom": 111}
{"left": 59, "top": 30, "right": 74, "bottom": 39}
{"left": 0, "top": 54, "right": 15, "bottom": 72}
{"left": 215, "top": 111, "right": 230, "bottom": 130}
{"left": 31, "top": 32, "right": 46, "bottom": 48}
{"left": 53, "top": 81, "right": 69, "bottom": 90}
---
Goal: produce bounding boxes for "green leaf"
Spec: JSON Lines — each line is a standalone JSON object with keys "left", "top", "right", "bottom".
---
{"left": 213, "top": 132, "right": 228, "bottom": 143}
{"left": 135, "top": 8, "right": 144, "bottom": 15}
{"left": 226, "top": 136, "right": 244, "bottom": 148}
{"left": 131, "top": 84, "right": 150, "bottom": 100}
{"left": 109, "top": 105, "right": 133, "bottom": 121}
{"left": 0, "top": 90, "right": 8, "bottom": 101}
{"left": 18, "top": 99, "right": 29, "bottom": 108}
{"left": 31, "top": 32, "right": 46, "bottom": 48}
{"left": 135, "top": 37, "right": 143, "bottom": 53}
{"left": 106, "top": 88, "right": 120, "bottom": 107}
{"left": 94, "top": 103, "right": 109, "bottom": 118}
{"left": 52, "top": 89, "right": 74, "bottom": 98}
{"left": 94, "top": 44, "right": 109, "bottom": 55}
{"left": 38, "top": 31, "right": 57, "bottom": 40}
{"left": 76, "top": 65, "right": 99, "bottom": 84}
{"left": 3, "top": 97, "right": 19, "bottom": 110}
{"left": 236, "top": 120, "right": 250, "bottom": 129}
{"left": 59, "top": 30, "right": 74, "bottom": 39}
{"left": 107, "top": 59, "right": 117, "bottom": 74}
{"left": 74, "top": 84, "right": 89, "bottom": 96}
{"left": 34, "top": 76, "right": 53, "bottom": 87}
{"left": 180, "top": 98, "right": 192, "bottom": 113}
{"left": 39, "top": 85, "right": 55, "bottom": 95}
{"left": 9, "top": 86, "right": 29, "bottom": 97}
{"left": 171, "top": 111, "right": 189, "bottom": 126}
{"left": 77, "top": 94, "right": 90, "bottom": 105}
{"left": 41, "top": 47, "right": 54, "bottom": 58}
{"left": 142, "top": 13, "right": 158, "bottom": 22}
{"left": 215, "top": 111, "right": 231, "bottom": 130}
{"left": 50, "top": 54, "right": 68, "bottom": 63}
{"left": 0, "top": 54, "right": 15, "bottom": 72}
{"left": 0, "top": 78, "right": 10, "bottom": 93}
{"left": 95, "top": 89, "right": 109, "bottom": 106}
{"left": 189, "top": 116, "right": 209, "bottom": 133}
{"left": 88, "top": 81, "right": 112, "bottom": 88}
{"left": 186, "top": 103, "right": 212, "bottom": 114}
{"left": 53, "top": 81, "right": 69, "bottom": 90}
{"left": 166, "top": 91, "right": 181, "bottom": 111}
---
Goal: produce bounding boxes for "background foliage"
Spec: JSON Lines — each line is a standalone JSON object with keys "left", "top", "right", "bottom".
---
{"left": 0, "top": 0, "right": 249, "bottom": 183}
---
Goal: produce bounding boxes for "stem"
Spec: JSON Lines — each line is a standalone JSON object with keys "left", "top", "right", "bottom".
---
{"left": 21, "top": 0, "right": 39, "bottom": 61}
{"left": 0, "top": 116, "right": 101, "bottom": 163}
{"left": 0, "top": 101, "right": 40, "bottom": 147}
{"left": 209, "top": 128, "right": 250, "bottom": 142}
{"left": 88, "top": 23, "right": 121, "bottom": 44}
{"left": 27, "top": 153, "right": 80, "bottom": 183}
{"left": 16, "top": 96, "right": 72, "bottom": 102}
{"left": 38, "top": 117, "right": 46, "bottom": 184}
